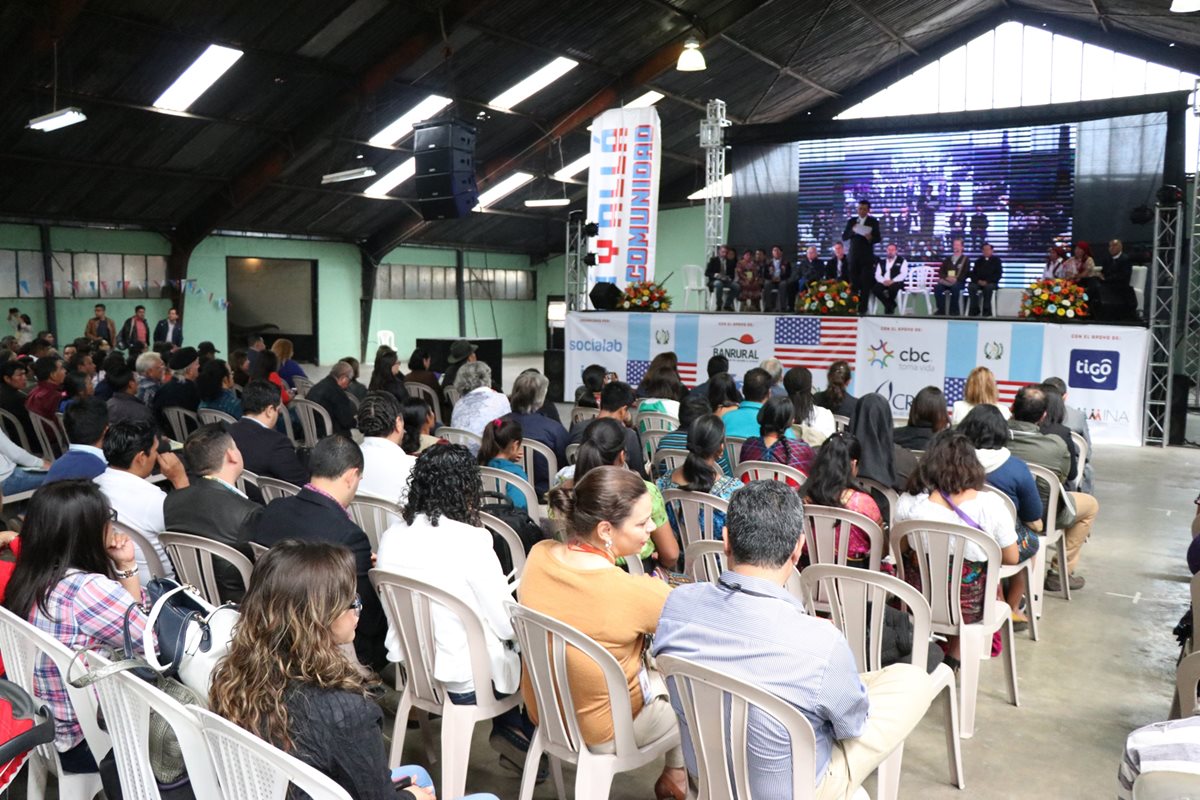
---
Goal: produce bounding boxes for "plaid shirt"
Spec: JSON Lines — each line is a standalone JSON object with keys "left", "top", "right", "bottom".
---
{"left": 28, "top": 570, "right": 148, "bottom": 750}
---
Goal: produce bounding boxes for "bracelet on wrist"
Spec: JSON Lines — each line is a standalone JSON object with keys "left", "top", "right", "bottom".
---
{"left": 113, "top": 566, "right": 138, "bottom": 580}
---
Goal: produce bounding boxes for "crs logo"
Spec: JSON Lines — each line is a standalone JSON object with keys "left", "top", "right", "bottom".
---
{"left": 873, "top": 380, "right": 914, "bottom": 413}
{"left": 867, "top": 340, "right": 895, "bottom": 367}
{"left": 569, "top": 339, "right": 623, "bottom": 353}
{"left": 1069, "top": 349, "right": 1119, "bottom": 391}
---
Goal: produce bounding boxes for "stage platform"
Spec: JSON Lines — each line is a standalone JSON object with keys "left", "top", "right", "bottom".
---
{"left": 566, "top": 310, "right": 1148, "bottom": 445}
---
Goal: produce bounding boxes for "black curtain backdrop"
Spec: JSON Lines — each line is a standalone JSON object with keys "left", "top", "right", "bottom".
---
{"left": 729, "top": 143, "right": 798, "bottom": 257}
{"left": 1074, "top": 112, "right": 1167, "bottom": 249}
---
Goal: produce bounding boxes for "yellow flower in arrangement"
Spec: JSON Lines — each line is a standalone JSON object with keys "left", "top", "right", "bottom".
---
{"left": 618, "top": 281, "right": 673, "bottom": 312}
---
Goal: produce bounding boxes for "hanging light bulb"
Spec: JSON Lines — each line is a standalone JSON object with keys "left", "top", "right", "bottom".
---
{"left": 676, "top": 38, "right": 706, "bottom": 71}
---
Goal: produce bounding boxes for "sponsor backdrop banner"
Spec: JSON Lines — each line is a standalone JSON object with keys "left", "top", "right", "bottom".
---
{"left": 586, "top": 107, "right": 662, "bottom": 300}
{"left": 566, "top": 311, "right": 1147, "bottom": 445}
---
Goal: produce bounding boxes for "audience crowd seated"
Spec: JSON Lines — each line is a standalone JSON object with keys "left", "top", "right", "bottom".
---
{"left": 814, "top": 361, "right": 858, "bottom": 419}
{"left": 568, "top": 380, "right": 644, "bottom": 475}
{"left": 450, "top": 361, "right": 510, "bottom": 451}
{"left": 656, "top": 414, "right": 742, "bottom": 540}
{"left": 894, "top": 386, "right": 950, "bottom": 451}
{"left": 356, "top": 390, "right": 416, "bottom": 504}
{"left": 196, "top": 358, "right": 243, "bottom": 419}
{"left": 369, "top": 347, "right": 407, "bottom": 405}
{"left": 45, "top": 397, "right": 109, "bottom": 483}
{"left": 705, "top": 372, "right": 742, "bottom": 419}
{"left": 655, "top": 395, "right": 733, "bottom": 478}
{"left": 106, "top": 366, "right": 156, "bottom": 428}
{"left": 228, "top": 379, "right": 309, "bottom": 491}
{"left": 804, "top": 432, "right": 884, "bottom": 569}
{"left": 306, "top": 359, "right": 357, "bottom": 437}
{"left": 270, "top": 338, "right": 308, "bottom": 389}
{"left": 785, "top": 365, "right": 836, "bottom": 442}
{"left": 738, "top": 396, "right": 815, "bottom": 475}
{"left": 507, "top": 371, "right": 567, "bottom": 496}
{"left": 722, "top": 367, "right": 798, "bottom": 441}
{"left": 850, "top": 393, "right": 918, "bottom": 494}
{"left": 477, "top": 416, "right": 532, "bottom": 510}
{"left": 950, "top": 366, "right": 1011, "bottom": 426}
{"left": 401, "top": 396, "right": 442, "bottom": 454}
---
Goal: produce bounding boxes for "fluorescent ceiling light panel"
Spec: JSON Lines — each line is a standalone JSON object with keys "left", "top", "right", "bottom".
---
{"left": 553, "top": 154, "right": 591, "bottom": 182}
{"left": 687, "top": 173, "right": 732, "bottom": 200}
{"left": 476, "top": 172, "right": 535, "bottom": 207}
{"left": 27, "top": 107, "right": 87, "bottom": 132}
{"left": 364, "top": 158, "right": 415, "bottom": 197}
{"left": 321, "top": 166, "right": 377, "bottom": 184}
{"left": 524, "top": 198, "right": 570, "bottom": 207}
{"left": 1172, "top": 0, "right": 1200, "bottom": 11}
{"left": 627, "top": 90, "right": 665, "bottom": 107}
{"left": 153, "top": 44, "right": 244, "bottom": 111}
{"left": 368, "top": 94, "right": 452, "bottom": 147}
{"left": 489, "top": 57, "right": 578, "bottom": 111}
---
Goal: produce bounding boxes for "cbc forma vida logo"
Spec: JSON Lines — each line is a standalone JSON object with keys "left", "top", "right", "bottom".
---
{"left": 1068, "top": 349, "right": 1119, "bottom": 391}
{"left": 867, "top": 339, "right": 934, "bottom": 372}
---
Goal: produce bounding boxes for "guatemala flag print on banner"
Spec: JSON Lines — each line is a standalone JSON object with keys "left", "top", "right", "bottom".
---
{"left": 586, "top": 106, "right": 662, "bottom": 302}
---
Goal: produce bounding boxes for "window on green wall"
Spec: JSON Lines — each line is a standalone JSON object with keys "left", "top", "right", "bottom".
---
{"left": 375, "top": 264, "right": 535, "bottom": 301}
{"left": 0, "top": 250, "right": 169, "bottom": 299}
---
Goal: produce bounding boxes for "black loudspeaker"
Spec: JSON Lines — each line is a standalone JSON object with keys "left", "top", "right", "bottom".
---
{"left": 544, "top": 349, "right": 565, "bottom": 403}
{"left": 589, "top": 282, "right": 623, "bottom": 311}
{"left": 413, "top": 119, "right": 478, "bottom": 220}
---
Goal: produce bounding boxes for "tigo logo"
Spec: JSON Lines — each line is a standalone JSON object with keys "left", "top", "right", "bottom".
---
{"left": 1069, "top": 349, "right": 1119, "bottom": 391}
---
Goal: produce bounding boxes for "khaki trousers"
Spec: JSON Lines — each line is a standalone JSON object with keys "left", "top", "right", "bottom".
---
{"left": 816, "top": 664, "right": 936, "bottom": 800}
{"left": 1055, "top": 491, "right": 1099, "bottom": 572}
{"left": 589, "top": 678, "right": 685, "bottom": 768}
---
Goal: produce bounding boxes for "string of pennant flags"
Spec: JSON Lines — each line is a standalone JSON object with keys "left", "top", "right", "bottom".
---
{"left": 24, "top": 278, "right": 232, "bottom": 311}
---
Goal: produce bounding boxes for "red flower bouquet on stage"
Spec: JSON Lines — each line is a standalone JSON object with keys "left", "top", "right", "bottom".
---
{"left": 619, "top": 281, "right": 672, "bottom": 311}
{"left": 1019, "top": 279, "right": 1088, "bottom": 320}
{"left": 796, "top": 279, "right": 860, "bottom": 316}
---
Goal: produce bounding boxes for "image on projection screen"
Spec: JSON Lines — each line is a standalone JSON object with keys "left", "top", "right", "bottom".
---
{"left": 227, "top": 258, "right": 314, "bottom": 335}
{"left": 797, "top": 122, "right": 1076, "bottom": 288}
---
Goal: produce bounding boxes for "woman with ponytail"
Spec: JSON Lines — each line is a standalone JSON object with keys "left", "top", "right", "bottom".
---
{"left": 477, "top": 416, "right": 529, "bottom": 510}
{"left": 655, "top": 413, "right": 742, "bottom": 541}
{"left": 814, "top": 360, "right": 858, "bottom": 418}
{"left": 520, "top": 466, "right": 687, "bottom": 800}
{"left": 804, "top": 432, "right": 884, "bottom": 569}
{"left": 552, "top": 418, "right": 679, "bottom": 569}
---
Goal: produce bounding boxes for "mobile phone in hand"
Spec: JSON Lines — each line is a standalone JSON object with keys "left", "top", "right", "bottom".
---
{"left": 390, "top": 769, "right": 414, "bottom": 789}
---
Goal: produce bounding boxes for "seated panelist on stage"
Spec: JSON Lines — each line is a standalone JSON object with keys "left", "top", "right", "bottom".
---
{"left": 762, "top": 245, "right": 795, "bottom": 313}
{"left": 870, "top": 243, "right": 908, "bottom": 315}
{"left": 823, "top": 242, "right": 849, "bottom": 282}
{"left": 966, "top": 243, "right": 1003, "bottom": 317}
{"left": 934, "top": 238, "right": 969, "bottom": 316}
{"left": 705, "top": 244, "right": 740, "bottom": 311}
{"left": 795, "top": 245, "right": 825, "bottom": 293}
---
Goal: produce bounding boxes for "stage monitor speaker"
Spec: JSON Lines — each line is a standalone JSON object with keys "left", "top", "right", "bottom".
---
{"left": 544, "top": 349, "right": 565, "bottom": 403}
{"left": 413, "top": 119, "right": 477, "bottom": 220}
{"left": 589, "top": 282, "right": 623, "bottom": 311}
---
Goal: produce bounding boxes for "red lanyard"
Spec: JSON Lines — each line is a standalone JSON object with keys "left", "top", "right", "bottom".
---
{"left": 567, "top": 540, "right": 615, "bottom": 565}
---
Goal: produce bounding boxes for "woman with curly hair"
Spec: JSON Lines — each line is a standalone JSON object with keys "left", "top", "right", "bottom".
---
{"left": 376, "top": 445, "right": 535, "bottom": 770}
{"left": 211, "top": 540, "right": 494, "bottom": 799}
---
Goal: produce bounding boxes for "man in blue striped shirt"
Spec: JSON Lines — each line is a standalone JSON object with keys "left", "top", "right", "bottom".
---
{"left": 653, "top": 481, "right": 934, "bottom": 798}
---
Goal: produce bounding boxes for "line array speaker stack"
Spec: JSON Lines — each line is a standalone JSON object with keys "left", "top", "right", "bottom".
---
{"left": 413, "top": 119, "right": 478, "bottom": 220}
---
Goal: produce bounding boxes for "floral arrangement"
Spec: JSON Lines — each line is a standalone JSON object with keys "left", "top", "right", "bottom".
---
{"left": 1019, "top": 279, "right": 1088, "bottom": 320}
{"left": 619, "top": 280, "right": 672, "bottom": 311}
{"left": 795, "top": 279, "right": 860, "bottom": 316}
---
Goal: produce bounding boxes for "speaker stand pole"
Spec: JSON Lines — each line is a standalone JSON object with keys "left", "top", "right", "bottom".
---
{"left": 455, "top": 249, "right": 467, "bottom": 337}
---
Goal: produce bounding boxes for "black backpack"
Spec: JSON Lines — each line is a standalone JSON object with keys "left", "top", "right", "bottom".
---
{"left": 479, "top": 492, "right": 545, "bottom": 574}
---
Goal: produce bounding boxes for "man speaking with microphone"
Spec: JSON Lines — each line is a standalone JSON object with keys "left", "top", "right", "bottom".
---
{"left": 843, "top": 199, "right": 881, "bottom": 314}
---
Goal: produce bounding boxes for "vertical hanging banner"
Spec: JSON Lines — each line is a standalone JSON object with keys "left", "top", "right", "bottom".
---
{"left": 586, "top": 106, "right": 662, "bottom": 302}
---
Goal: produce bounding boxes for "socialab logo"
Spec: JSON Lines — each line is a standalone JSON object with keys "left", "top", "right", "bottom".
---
{"left": 867, "top": 339, "right": 894, "bottom": 367}
{"left": 1069, "top": 349, "right": 1119, "bottom": 391}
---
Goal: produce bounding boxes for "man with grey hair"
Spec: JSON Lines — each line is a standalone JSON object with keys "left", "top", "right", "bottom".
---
{"left": 306, "top": 360, "right": 357, "bottom": 437}
{"left": 760, "top": 357, "right": 787, "bottom": 398}
{"left": 449, "top": 360, "right": 510, "bottom": 452}
{"left": 135, "top": 351, "right": 165, "bottom": 407}
{"left": 654, "top": 480, "right": 934, "bottom": 800}
{"left": 508, "top": 369, "right": 568, "bottom": 495}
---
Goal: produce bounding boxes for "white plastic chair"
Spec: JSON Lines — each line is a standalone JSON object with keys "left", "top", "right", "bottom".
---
{"left": 85, "top": 651, "right": 223, "bottom": 800}
{"left": 291, "top": 376, "right": 314, "bottom": 398}
{"left": 723, "top": 436, "right": 747, "bottom": 469}
{"left": 833, "top": 414, "right": 851, "bottom": 432}
{"left": 1134, "top": 771, "right": 1200, "bottom": 799}
{"left": 656, "top": 653, "right": 817, "bottom": 800}
{"left": 348, "top": 495, "right": 403, "bottom": 552}
{"left": 370, "top": 569, "right": 521, "bottom": 799}
{"left": 1027, "top": 463, "right": 1072, "bottom": 609}
{"left": 661, "top": 489, "right": 728, "bottom": 571}
{"left": 570, "top": 405, "right": 600, "bottom": 426}
{"left": 238, "top": 468, "right": 259, "bottom": 496}
{"left": 651, "top": 448, "right": 688, "bottom": 479}
{"left": 277, "top": 403, "right": 297, "bottom": 445}
{"left": 565, "top": 443, "right": 580, "bottom": 465}
{"left": 248, "top": 541, "right": 270, "bottom": 561}
{"left": 377, "top": 330, "right": 396, "bottom": 350}
{"left": 507, "top": 602, "right": 678, "bottom": 800}
{"left": 1131, "top": 264, "right": 1148, "bottom": 314}
{"left": 291, "top": 398, "right": 333, "bottom": 447}
{"left": 904, "top": 265, "right": 937, "bottom": 315}
{"left": 193, "top": 706, "right": 352, "bottom": 800}
{"left": 197, "top": 408, "right": 237, "bottom": 426}
{"left": 0, "top": 604, "right": 109, "bottom": 800}
{"left": 799, "top": 564, "right": 965, "bottom": 791}
{"left": 257, "top": 476, "right": 302, "bottom": 503}
{"left": 520, "top": 439, "right": 558, "bottom": 491}
{"left": 443, "top": 386, "right": 462, "bottom": 407}
{"left": 0, "top": 407, "right": 33, "bottom": 452}
{"left": 858, "top": 477, "right": 900, "bottom": 532}
{"left": 158, "top": 531, "right": 254, "bottom": 605}
{"left": 891, "top": 520, "right": 1019, "bottom": 738}
{"left": 479, "top": 511, "right": 527, "bottom": 582}
{"left": 637, "top": 411, "right": 678, "bottom": 435}
{"left": 1070, "top": 431, "right": 1089, "bottom": 490}
{"left": 162, "top": 407, "right": 200, "bottom": 443}
{"left": 685, "top": 539, "right": 728, "bottom": 584}
{"left": 980, "top": 485, "right": 1039, "bottom": 641}
{"left": 480, "top": 465, "right": 540, "bottom": 522}
{"left": 435, "top": 426, "right": 483, "bottom": 450}
{"left": 1177, "top": 651, "right": 1200, "bottom": 718}
{"left": 735, "top": 460, "right": 807, "bottom": 488}
{"left": 803, "top": 504, "right": 885, "bottom": 577}
{"left": 639, "top": 429, "right": 669, "bottom": 465}
{"left": 406, "top": 381, "right": 441, "bottom": 410}
{"left": 30, "top": 413, "right": 65, "bottom": 460}
{"left": 681, "top": 264, "right": 707, "bottom": 311}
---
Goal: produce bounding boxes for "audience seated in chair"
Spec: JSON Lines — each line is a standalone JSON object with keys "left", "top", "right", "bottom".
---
{"left": 133, "top": 351, "right": 165, "bottom": 408}
{"left": 657, "top": 414, "right": 743, "bottom": 540}
{"left": 3, "top": 481, "right": 151, "bottom": 776}
{"left": 341, "top": 356, "right": 368, "bottom": 402}
{"left": 25, "top": 355, "right": 65, "bottom": 423}
{"left": 785, "top": 366, "right": 837, "bottom": 442}
{"left": 450, "top": 361, "right": 510, "bottom": 455}
{"left": 950, "top": 366, "right": 1011, "bottom": 427}
{"left": 722, "top": 368, "right": 798, "bottom": 441}
{"left": 507, "top": 371, "right": 568, "bottom": 497}
{"left": 401, "top": 397, "right": 443, "bottom": 455}
{"left": 152, "top": 347, "right": 201, "bottom": 433}
{"left": 738, "top": 396, "right": 815, "bottom": 475}
{"left": 271, "top": 338, "right": 309, "bottom": 390}
{"left": 368, "top": 347, "right": 407, "bottom": 405}
{"left": 196, "top": 359, "right": 243, "bottom": 421}
{"left": 306, "top": 360, "right": 357, "bottom": 437}
{"left": 356, "top": 391, "right": 416, "bottom": 505}
{"left": 210, "top": 541, "right": 486, "bottom": 800}
{"left": 105, "top": 366, "right": 156, "bottom": 429}
{"left": 164, "top": 423, "right": 262, "bottom": 602}
{"left": 568, "top": 380, "right": 644, "bottom": 476}
{"left": 804, "top": 432, "right": 884, "bottom": 570}
{"left": 520, "top": 466, "right": 688, "bottom": 800}
{"left": 0, "top": 360, "right": 37, "bottom": 448}
{"left": 849, "top": 394, "right": 917, "bottom": 495}
{"left": 813, "top": 361, "right": 858, "bottom": 421}
{"left": 1043, "top": 376, "right": 1094, "bottom": 494}
{"left": 44, "top": 397, "right": 108, "bottom": 485}
{"left": 653, "top": 480, "right": 935, "bottom": 800}
{"left": 893, "top": 386, "right": 950, "bottom": 452}
{"left": 377, "top": 444, "right": 536, "bottom": 770}
{"left": 228, "top": 379, "right": 310, "bottom": 494}
{"left": 478, "top": 417, "right": 532, "bottom": 511}
{"left": 251, "top": 435, "right": 386, "bottom": 670}
{"left": 685, "top": 355, "right": 727, "bottom": 403}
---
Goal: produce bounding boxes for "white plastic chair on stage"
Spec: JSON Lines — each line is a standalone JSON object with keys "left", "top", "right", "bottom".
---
{"left": 681, "top": 264, "right": 707, "bottom": 310}
{"left": 377, "top": 330, "right": 396, "bottom": 350}
{"left": 903, "top": 265, "right": 938, "bottom": 315}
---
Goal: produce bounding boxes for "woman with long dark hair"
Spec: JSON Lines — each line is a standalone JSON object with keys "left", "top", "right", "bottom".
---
{"left": 637, "top": 366, "right": 685, "bottom": 417}
{"left": 477, "top": 416, "right": 531, "bottom": 510}
{"left": 4, "top": 481, "right": 148, "bottom": 774}
{"left": 784, "top": 366, "right": 835, "bottom": 441}
{"left": 894, "top": 386, "right": 949, "bottom": 451}
{"left": 813, "top": 360, "right": 857, "bottom": 418}
{"left": 737, "top": 396, "right": 814, "bottom": 476}
{"left": 849, "top": 393, "right": 918, "bottom": 493}
{"left": 196, "top": 358, "right": 243, "bottom": 419}
{"left": 655, "top": 414, "right": 742, "bottom": 540}
{"left": 400, "top": 397, "right": 441, "bottom": 454}
{"left": 524, "top": 467, "right": 686, "bottom": 800}
{"left": 368, "top": 347, "right": 406, "bottom": 403}
{"left": 249, "top": 348, "right": 291, "bottom": 405}
{"left": 804, "top": 432, "right": 883, "bottom": 569}
{"left": 705, "top": 372, "right": 742, "bottom": 418}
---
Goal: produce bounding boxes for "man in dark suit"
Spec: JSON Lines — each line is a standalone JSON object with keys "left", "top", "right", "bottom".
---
{"left": 153, "top": 308, "right": 183, "bottom": 349}
{"left": 761, "top": 246, "right": 795, "bottom": 312}
{"left": 251, "top": 435, "right": 386, "bottom": 669}
{"left": 153, "top": 347, "right": 201, "bottom": 432}
{"left": 228, "top": 380, "right": 309, "bottom": 497}
{"left": 244, "top": 334, "right": 267, "bottom": 373}
{"left": 305, "top": 361, "right": 356, "bottom": 437}
{"left": 0, "top": 360, "right": 36, "bottom": 451}
{"left": 823, "top": 242, "right": 849, "bottom": 281}
{"left": 842, "top": 200, "right": 881, "bottom": 313}
{"left": 794, "top": 245, "right": 825, "bottom": 294}
{"left": 117, "top": 305, "right": 151, "bottom": 350}
{"left": 704, "top": 244, "right": 739, "bottom": 311}
{"left": 934, "top": 238, "right": 969, "bottom": 316}
{"left": 105, "top": 367, "right": 156, "bottom": 428}
{"left": 1104, "top": 238, "right": 1133, "bottom": 287}
{"left": 870, "top": 243, "right": 908, "bottom": 315}
{"left": 165, "top": 424, "right": 262, "bottom": 602}
{"left": 966, "top": 243, "right": 1003, "bottom": 317}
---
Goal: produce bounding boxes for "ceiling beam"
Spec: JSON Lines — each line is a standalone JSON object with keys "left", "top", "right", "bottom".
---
{"left": 1086, "top": 0, "right": 1110, "bottom": 33}
{"left": 0, "top": 151, "right": 227, "bottom": 183}
{"left": 842, "top": 0, "right": 920, "bottom": 56}
{"left": 717, "top": 34, "right": 839, "bottom": 98}
{"left": 168, "top": 0, "right": 496, "bottom": 256}
{"left": 364, "top": 0, "right": 776, "bottom": 260}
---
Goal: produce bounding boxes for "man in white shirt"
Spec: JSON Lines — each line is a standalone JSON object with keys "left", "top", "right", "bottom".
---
{"left": 871, "top": 243, "right": 908, "bottom": 315}
{"left": 355, "top": 391, "right": 416, "bottom": 505}
{"left": 94, "top": 419, "right": 189, "bottom": 583}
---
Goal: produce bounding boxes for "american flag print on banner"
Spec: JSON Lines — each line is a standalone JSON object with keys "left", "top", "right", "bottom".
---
{"left": 677, "top": 362, "right": 697, "bottom": 386}
{"left": 625, "top": 360, "right": 651, "bottom": 387}
{"left": 943, "top": 377, "right": 1030, "bottom": 406}
{"left": 773, "top": 317, "right": 859, "bottom": 372}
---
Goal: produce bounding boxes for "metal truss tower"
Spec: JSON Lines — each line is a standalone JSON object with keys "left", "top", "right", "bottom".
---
{"left": 1144, "top": 202, "right": 1184, "bottom": 446}
{"left": 1181, "top": 80, "right": 1200, "bottom": 405}
{"left": 565, "top": 211, "right": 590, "bottom": 311}
{"left": 700, "top": 99, "right": 730, "bottom": 261}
